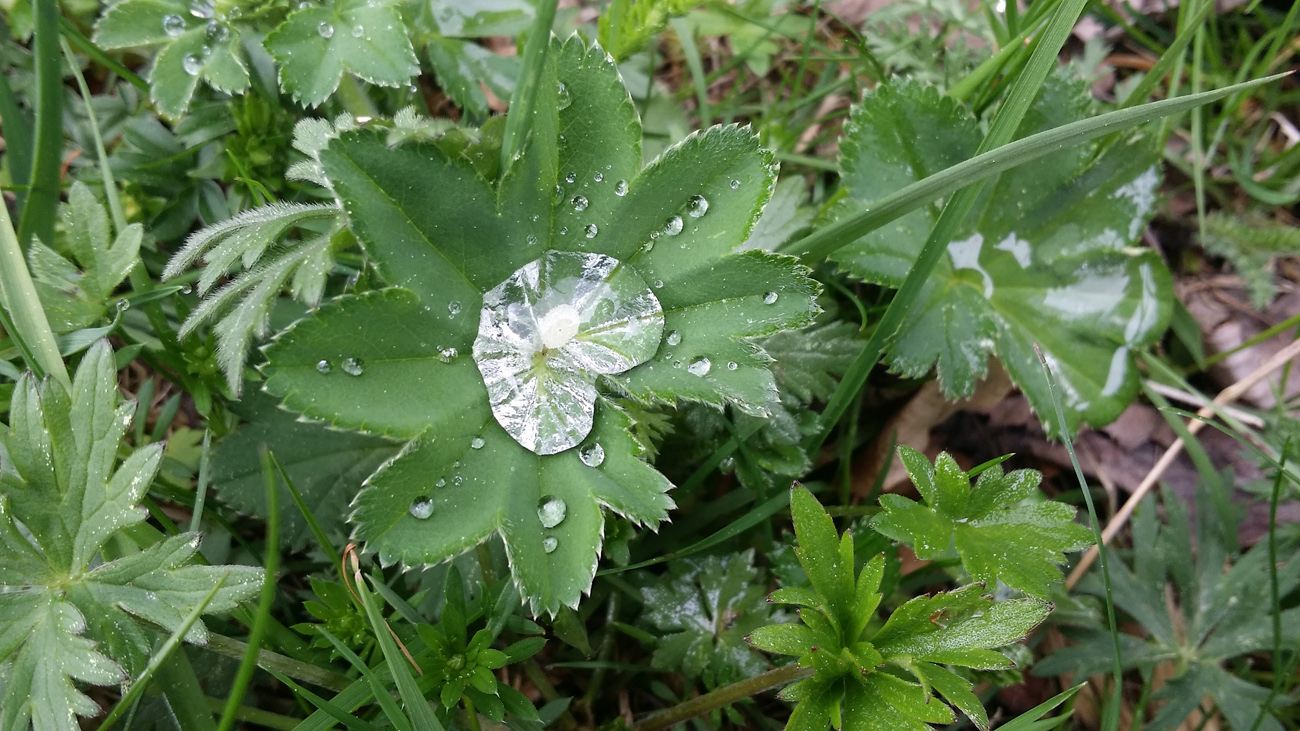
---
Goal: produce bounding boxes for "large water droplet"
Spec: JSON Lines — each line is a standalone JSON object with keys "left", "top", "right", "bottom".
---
{"left": 538, "top": 496, "right": 567, "bottom": 528}
{"left": 182, "top": 53, "right": 204, "bottom": 75}
{"left": 543, "top": 537, "right": 558, "bottom": 553}
{"left": 473, "top": 251, "right": 664, "bottom": 455}
{"left": 687, "top": 356, "right": 712, "bottom": 376}
{"left": 584, "top": 223, "right": 598, "bottom": 239}
{"left": 556, "top": 81, "right": 572, "bottom": 110}
{"left": 409, "top": 497, "right": 434, "bottom": 519}
{"left": 341, "top": 357, "right": 364, "bottom": 376}
{"left": 664, "top": 216, "right": 684, "bottom": 236}
{"left": 317, "top": 21, "right": 333, "bottom": 37}
{"left": 471, "top": 437, "right": 485, "bottom": 449}
{"left": 763, "top": 291, "right": 779, "bottom": 305}
{"left": 614, "top": 180, "right": 629, "bottom": 196}
{"left": 666, "top": 330, "right": 681, "bottom": 346}
{"left": 316, "top": 359, "right": 332, "bottom": 374}
{"left": 163, "top": 13, "right": 186, "bottom": 35}
{"left": 687, "top": 195, "right": 709, "bottom": 218}
{"left": 571, "top": 195, "right": 588, "bottom": 212}
{"left": 579, "top": 443, "right": 605, "bottom": 467}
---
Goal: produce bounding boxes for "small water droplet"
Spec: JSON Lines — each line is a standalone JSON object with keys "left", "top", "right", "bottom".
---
{"left": 454, "top": 474, "right": 463, "bottom": 485}
{"left": 565, "top": 172, "right": 576, "bottom": 184}
{"left": 666, "top": 330, "right": 681, "bottom": 346}
{"left": 614, "top": 180, "right": 629, "bottom": 196}
{"left": 593, "top": 172, "right": 603, "bottom": 182}
{"left": 436, "top": 477, "right": 446, "bottom": 487}
{"left": 726, "top": 361, "right": 738, "bottom": 370}
{"left": 687, "top": 195, "right": 709, "bottom": 218}
{"left": 471, "top": 437, "right": 485, "bottom": 449}
{"left": 730, "top": 179, "right": 741, "bottom": 189}
{"left": 116, "top": 298, "right": 131, "bottom": 311}
{"left": 180, "top": 284, "right": 193, "bottom": 294}
{"left": 351, "top": 24, "right": 363, "bottom": 36}
{"left": 341, "top": 357, "right": 364, "bottom": 376}
{"left": 579, "top": 443, "right": 605, "bottom": 467}
{"left": 538, "top": 496, "right": 567, "bottom": 528}
{"left": 543, "top": 536, "right": 558, "bottom": 553}
{"left": 438, "top": 346, "right": 458, "bottom": 363}
{"left": 556, "top": 81, "right": 571, "bottom": 110}
{"left": 653, "top": 280, "right": 664, "bottom": 289}
{"left": 673, "top": 360, "right": 683, "bottom": 368}
{"left": 526, "top": 234, "right": 538, "bottom": 246}
{"left": 720, "top": 455, "right": 736, "bottom": 471}
{"left": 664, "top": 215, "right": 683, "bottom": 236}
{"left": 584, "top": 223, "right": 598, "bottom": 239}
{"left": 163, "top": 13, "right": 186, "bottom": 35}
{"left": 687, "top": 356, "right": 711, "bottom": 376}
{"left": 571, "top": 195, "right": 588, "bottom": 211}
{"left": 409, "top": 498, "right": 434, "bottom": 519}
{"left": 205, "top": 19, "right": 227, "bottom": 40}
{"left": 448, "top": 301, "right": 462, "bottom": 317}
{"left": 763, "top": 291, "right": 779, "bottom": 305}
{"left": 317, "top": 21, "right": 333, "bottom": 37}
{"left": 316, "top": 359, "right": 331, "bottom": 374}
{"left": 642, "top": 239, "right": 655, "bottom": 253}
{"left": 182, "top": 53, "right": 204, "bottom": 75}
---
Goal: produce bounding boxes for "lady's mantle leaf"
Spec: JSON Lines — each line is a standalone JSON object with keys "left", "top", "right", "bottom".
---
{"left": 93, "top": 1, "right": 246, "bottom": 118}
{"left": 834, "top": 77, "right": 1172, "bottom": 436}
{"left": 0, "top": 342, "right": 262, "bottom": 728}
{"left": 872, "top": 448, "right": 1094, "bottom": 598}
{"left": 262, "top": 37, "right": 817, "bottom": 614}
{"left": 263, "top": 0, "right": 419, "bottom": 108}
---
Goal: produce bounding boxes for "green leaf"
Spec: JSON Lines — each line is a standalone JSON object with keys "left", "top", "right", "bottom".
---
{"left": 790, "top": 485, "right": 855, "bottom": 638}
{"left": 873, "top": 584, "right": 1051, "bottom": 663}
{"left": 834, "top": 77, "right": 1171, "bottom": 436}
{"left": 425, "top": 0, "right": 535, "bottom": 37}
{"left": 873, "top": 448, "right": 1093, "bottom": 598}
{"left": 638, "top": 550, "right": 782, "bottom": 684}
{"left": 0, "top": 341, "right": 263, "bottom": 728}
{"left": 264, "top": 37, "right": 818, "bottom": 613}
{"left": 425, "top": 37, "right": 519, "bottom": 119}
{"left": 93, "top": 0, "right": 246, "bottom": 118}
{"left": 263, "top": 0, "right": 419, "bottom": 108}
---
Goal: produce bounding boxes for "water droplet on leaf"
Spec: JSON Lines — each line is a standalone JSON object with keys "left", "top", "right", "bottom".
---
{"left": 565, "top": 172, "right": 576, "bottom": 184}
{"left": 538, "top": 496, "right": 567, "bottom": 528}
{"left": 317, "top": 21, "right": 333, "bottom": 37}
{"left": 471, "top": 437, "right": 485, "bottom": 449}
{"left": 571, "top": 195, "right": 588, "bottom": 211}
{"left": 664, "top": 216, "right": 683, "bottom": 236}
{"left": 584, "top": 223, "right": 598, "bottom": 239}
{"left": 687, "top": 195, "right": 709, "bottom": 217}
{"left": 409, "top": 498, "right": 433, "bottom": 519}
{"left": 763, "top": 291, "right": 779, "bottom": 305}
{"left": 448, "top": 301, "right": 462, "bottom": 317}
{"left": 182, "top": 53, "right": 204, "bottom": 75}
{"left": 437, "top": 346, "right": 458, "bottom": 362}
{"left": 687, "top": 356, "right": 711, "bottom": 376}
{"left": 666, "top": 330, "right": 681, "bottom": 346}
{"left": 116, "top": 298, "right": 131, "bottom": 311}
{"left": 579, "top": 442, "right": 605, "bottom": 467}
{"left": 543, "top": 537, "right": 558, "bottom": 553}
{"left": 593, "top": 172, "right": 603, "bottom": 182}
{"left": 351, "top": 24, "right": 364, "bottom": 36}
{"left": 556, "top": 81, "right": 571, "bottom": 110}
{"left": 614, "top": 180, "right": 629, "bottom": 196}
{"left": 726, "top": 361, "right": 738, "bottom": 370}
{"left": 316, "top": 359, "right": 331, "bottom": 373}
{"left": 341, "top": 357, "right": 364, "bottom": 376}
{"left": 163, "top": 14, "right": 186, "bottom": 35}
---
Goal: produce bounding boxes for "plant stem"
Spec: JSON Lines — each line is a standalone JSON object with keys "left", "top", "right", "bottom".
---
{"left": 206, "top": 636, "right": 353, "bottom": 692}
{"left": 18, "top": 0, "right": 63, "bottom": 253}
{"left": 633, "top": 664, "right": 813, "bottom": 731}
{"left": 203, "top": 697, "right": 299, "bottom": 730}
{"left": 499, "top": 0, "right": 557, "bottom": 173}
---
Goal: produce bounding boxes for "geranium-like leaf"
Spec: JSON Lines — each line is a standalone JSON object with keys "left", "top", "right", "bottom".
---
{"left": 0, "top": 342, "right": 263, "bottom": 728}
{"left": 834, "top": 77, "right": 1171, "bottom": 436}
{"left": 263, "top": 0, "right": 419, "bottom": 108}
{"left": 93, "top": 1, "right": 245, "bottom": 118}
{"left": 263, "top": 37, "right": 816, "bottom": 614}
{"left": 873, "top": 448, "right": 1094, "bottom": 598}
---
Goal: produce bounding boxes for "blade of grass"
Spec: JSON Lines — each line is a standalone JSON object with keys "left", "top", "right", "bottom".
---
{"left": 58, "top": 16, "right": 149, "bottom": 91}
{"left": 500, "top": 0, "right": 558, "bottom": 174}
{"left": 0, "top": 72, "right": 33, "bottom": 212}
{"left": 267, "top": 669, "right": 381, "bottom": 731}
{"left": 317, "top": 628, "right": 415, "bottom": 731}
{"left": 996, "top": 683, "right": 1083, "bottom": 731}
{"left": 271, "top": 453, "right": 343, "bottom": 570}
{"left": 1117, "top": 2, "right": 1215, "bottom": 109}
{"left": 97, "top": 573, "right": 230, "bottom": 731}
{"left": 670, "top": 18, "right": 711, "bottom": 127}
{"left": 354, "top": 571, "right": 443, "bottom": 731}
{"left": 1247, "top": 446, "right": 1293, "bottom": 731}
{"left": 1036, "top": 344, "right": 1123, "bottom": 731}
{"left": 216, "top": 447, "right": 282, "bottom": 731}
{"left": 17, "top": 0, "right": 62, "bottom": 253}
{"left": 191, "top": 430, "right": 213, "bottom": 533}
{"left": 0, "top": 187, "right": 71, "bottom": 388}
{"left": 62, "top": 37, "right": 128, "bottom": 232}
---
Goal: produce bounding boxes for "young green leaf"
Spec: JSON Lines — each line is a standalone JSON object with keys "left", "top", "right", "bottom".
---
{"left": 872, "top": 447, "right": 1093, "bottom": 598}
{"left": 0, "top": 341, "right": 263, "bottom": 729}
{"left": 93, "top": 2, "right": 246, "bottom": 118}
{"left": 834, "top": 76, "right": 1171, "bottom": 437}
{"left": 263, "top": 0, "right": 419, "bottom": 108}
{"left": 262, "top": 37, "right": 819, "bottom": 614}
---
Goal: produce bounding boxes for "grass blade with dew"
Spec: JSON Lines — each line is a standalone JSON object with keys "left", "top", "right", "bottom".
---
{"left": 1036, "top": 344, "right": 1123, "bottom": 731}
{"left": 217, "top": 447, "right": 282, "bottom": 731}
{"left": 97, "top": 573, "right": 230, "bottom": 731}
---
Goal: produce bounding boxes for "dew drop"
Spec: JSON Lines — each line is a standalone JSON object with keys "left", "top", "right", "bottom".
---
{"left": 579, "top": 442, "right": 605, "bottom": 467}
{"left": 116, "top": 298, "right": 131, "bottom": 311}
{"left": 584, "top": 223, "right": 598, "bottom": 239}
{"left": 436, "top": 477, "right": 446, "bottom": 487}
{"left": 543, "top": 536, "right": 558, "bottom": 553}
{"left": 205, "top": 19, "right": 228, "bottom": 40}
{"left": 653, "top": 280, "right": 664, "bottom": 289}
{"left": 687, "top": 356, "right": 712, "bottom": 376}
{"left": 614, "top": 180, "right": 629, "bottom": 196}
{"left": 763, "top": 291, "right": 779, "bottom": 305}
{"left": 341, "top": 357, "right": 364, "bottom": 376}
{"left": 686, "top": 195, "right": 709, "bottom": 218}
{"left": 182, "top": 53, "right": 204, "bottom": 75}
{"left": 315, "top": 359, "right": 331, "bottom": 374}
{"left": 571, "top": 194, "right": 588, "bottom": 211}
{"left": 593, "top": 172, "right": 604, "bottom": 182}
{"left": 351, "top": 24, "right": 363, "bottom": 36}
{"left": 180, "top": 284, "right": 193, "bottom": 294}
{"left": 559, "top": 226, "right": 568, "bottom": 236}
{"left": 538, "top": 496, "right": 567, "bottom": 528}
{"left": 526, "top": 234, "right": 538, "bottom": 246}
{"left": 453, "top": 475, "right": 463, "bottom": 485}
{"left": 448, "top": 300, "right": 462, "bottom": 317}
{"left": 726, "top": 361, "right": 738, "bottom": 370}
{"left": 163, "top": 13, "right": 186, "bottom": 35}
{"left": 317, "top": 21, "right": 333, "bottom": 37}
{"left": 438, "top": 346, "right": 458, "bottom": 363}
{"left": 642, "top": 239, "right": 655, "bottom": 253}
{"left": 664, "top": 215, "right": 684, "bottom": 236}
{"left": 665, "top": 330, "right": 681, "bottom": 346}
{"left": 471, "top": 436, "right": 485, "bottom": 449}
{"left": 730, "top": 179, "right": 741, "bottom": 189}
{"left": 409, "top": 498, "right": 434, "bottom": 520}
{"left": 565, "top": 172, "right": 576, "bottom": 184}
{"left": 556, "top": 81, "right": 572, "bottom": 110}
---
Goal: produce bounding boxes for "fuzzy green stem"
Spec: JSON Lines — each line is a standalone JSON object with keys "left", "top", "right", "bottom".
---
{"left": 634, "top": 664, "right": 813, "bottom": 731}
